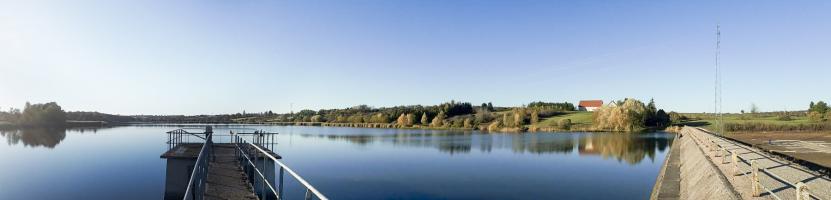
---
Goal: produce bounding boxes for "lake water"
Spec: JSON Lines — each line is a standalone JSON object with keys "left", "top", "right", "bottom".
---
{"left": 0, "top": 125, "right": 673, "bottom": 200}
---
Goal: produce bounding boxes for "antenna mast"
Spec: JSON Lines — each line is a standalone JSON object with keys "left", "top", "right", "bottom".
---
{"left": 715, "top": 24, "right": 723, "bottom": 134}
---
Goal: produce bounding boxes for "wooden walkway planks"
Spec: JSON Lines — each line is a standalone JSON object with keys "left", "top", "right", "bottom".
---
{"left": 205, "top": 144, "right": 259, "bottom": 200}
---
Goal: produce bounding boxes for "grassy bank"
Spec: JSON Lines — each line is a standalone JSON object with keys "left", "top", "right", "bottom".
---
{"left": 259, "top": 111, "right": 638, "bottom": 133}
{"left": 677, "top": 113, "right": 831, "bottom": 133}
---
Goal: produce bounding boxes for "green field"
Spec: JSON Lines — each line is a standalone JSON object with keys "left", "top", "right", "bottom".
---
{"left": 537, "top": 111, "right": 593, "bottom": 128}
{"left": 678, "top": 113, "right": 830, "bottom": 133}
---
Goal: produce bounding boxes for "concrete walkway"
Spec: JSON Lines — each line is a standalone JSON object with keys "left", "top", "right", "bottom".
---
{"left": 686, "top": 127, "right": 830, "bottom": 200}
{"left": 205, "top": 144, "right": 259, "bottom": 200}
{"left": 652, "top": 134, "right": 681, "bottom": 200}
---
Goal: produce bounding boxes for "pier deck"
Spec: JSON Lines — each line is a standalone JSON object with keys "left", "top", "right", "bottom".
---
{"left": 205, "top": 144, "right": 258, "bottom": 200}
{"left": 162, "top": 128, "right": 326, "bottom": 200}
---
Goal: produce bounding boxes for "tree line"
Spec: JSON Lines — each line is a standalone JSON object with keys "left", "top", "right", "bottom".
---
{"left": 0, "top": 102, "right": 67, "bottom": 127}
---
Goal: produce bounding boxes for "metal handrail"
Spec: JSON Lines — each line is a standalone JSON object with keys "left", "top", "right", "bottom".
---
{"left": 231, "top": 131, "right": 328, "bottom": 200}
{"left": 182, "top": 134, "right": 213, "bottom": 200}
{"left": 689, "top": 127, "right": 823, "bottom": 200}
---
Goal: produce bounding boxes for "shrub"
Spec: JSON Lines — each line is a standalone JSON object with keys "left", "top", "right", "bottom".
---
{"left": 474, "top": 110, "right": 493, "bottom": 124}
{"left": 370, "top": 113, "right": 390, "bottom": 123}
{"left": 451, "top": 119, "right": 463, "bottom": 128}
{"left": 808, "top": 111, "right": 825, "bottom": 122}
{"left": 421, "top": 113, "right": 429, "bottom": 125}
{"left": 776, "top": 112, "right": 793, "bottom": 121}
{"left": 502, "top": 113, "right": 511, "bottom": 127}
{"left": 310, "top": 115, "right": 323, "bottom": 122}
{"left": 558, "top": 119, "right": 572, "bottom": 130}
{"left": 463, "top": 118, "right": 473, "bottom": 128}
{"left": 487, "top": 119, "right": 501, "bottom": 131}
{"left": 668, "top": 112, "right": 683, "bottom": 124}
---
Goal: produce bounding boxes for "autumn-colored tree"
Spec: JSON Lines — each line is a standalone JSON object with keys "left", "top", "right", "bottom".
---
{"left": 808, "top": 111, "right": 825, "bottom": 122}
{"left": 530, "top": 110, "right": 539, "bottom": 125}
{"left": 421, "top": 113, "right": 429, "bottom": 125}
{"left": 396, "top": 113, "right": 407, "bottom": 126}
{"left": 431, "top": 111, "right": 446, "bottom": 127}
{"left": 513, "top": 108, "right": 525, "bottom": 128}
{"left": 488, "top": 119, "right": 501, "bottom": 131}
{"left": 370, "top": 113, "right": 389, "bottom": 123}
{"left": 502, "top": 113, "right": 511, "bottom": 127}
{"left": 406, "top": 113, "right": 416, "bottom": 126}
{"left": 310, "top": 115, "right": 323, "bottom": 122}
{"left": 592, "top": 98, "right": 648, "bottom": 132}
{"left": 463, "top": 118, "right": 473, "bottom": 128}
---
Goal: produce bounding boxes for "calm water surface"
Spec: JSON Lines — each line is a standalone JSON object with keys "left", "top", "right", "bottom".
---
{"left": 0, "top": 125, "right": 673, "bottom": 200}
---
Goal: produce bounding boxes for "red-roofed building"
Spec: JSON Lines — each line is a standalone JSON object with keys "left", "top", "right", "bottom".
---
{"left": 578, "top": 100, "right": 603, "bottom": 111}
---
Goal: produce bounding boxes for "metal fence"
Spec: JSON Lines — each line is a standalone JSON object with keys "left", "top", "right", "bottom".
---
{"left": 688, "top": 127, "right": 821, "bottom": 200}
{"left": 232, "top": 131, "right": 328, "bottom": 200}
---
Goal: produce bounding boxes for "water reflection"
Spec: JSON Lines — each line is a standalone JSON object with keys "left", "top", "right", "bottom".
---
{"left": 307, "top": 132, "right": 673, "bottom": 165}
{"left": 0, "top": 128, "right": 67, "bottom": 148}
{"left": 0, "top": 127, "right": 106, "bottom": 148}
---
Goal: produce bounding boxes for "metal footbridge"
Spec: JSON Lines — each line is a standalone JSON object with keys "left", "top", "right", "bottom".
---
{"left": 160, "top": 126, "right": 328, "bottom": 200}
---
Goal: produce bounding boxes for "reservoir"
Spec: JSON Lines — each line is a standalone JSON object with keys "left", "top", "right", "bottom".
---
{"left": 0, "top": 125, "right": 673, "bottom": 200}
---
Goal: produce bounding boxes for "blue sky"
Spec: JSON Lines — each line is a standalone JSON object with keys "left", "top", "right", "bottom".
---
{"left": 1, "top": 1, "right": 829, "bottom": 115}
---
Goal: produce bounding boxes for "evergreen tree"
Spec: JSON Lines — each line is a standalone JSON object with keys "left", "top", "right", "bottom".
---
{"left": 644, "top": 98, "right": 658, "bottom": 126}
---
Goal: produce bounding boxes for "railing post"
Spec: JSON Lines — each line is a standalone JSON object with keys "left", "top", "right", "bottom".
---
{"left": 732, "top": 151, "right": 739, "bottom": 176}
{"left": 261, "top": 152, "right": 265, "bottom": 200}
{"left": 305, "top": 189, "right": 313, "bottom": 200}
{"left": 708, "top": 139, "right": 714, "bottom": 151}
{"left": 795, "top": 182, "right": 809, "bottom": 200}
{"left": 751, "top": 161, "right": 760, "bottom": 197}
{"left": 279, "top": 166, "right": 284, "bottom": 199}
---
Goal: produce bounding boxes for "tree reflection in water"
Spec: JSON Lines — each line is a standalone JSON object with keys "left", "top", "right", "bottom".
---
{"left": 307, "top": 132, "right": 673, "bottom": 165}
{"left": 0, "top": 128, "right": 67, "bottom": 148}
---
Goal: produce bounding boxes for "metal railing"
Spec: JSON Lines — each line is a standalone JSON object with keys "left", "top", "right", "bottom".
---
{"left": 688, "top": 127, "right": 822, "bottom": 200}
{"left": 167, "top": 129, "right": 208, "bottom": 149}
{"left": 231, "top": 131, "right": 328, "bottom": 200}
{"left": 182, "top": 133, "right": 213, "bottom": 200}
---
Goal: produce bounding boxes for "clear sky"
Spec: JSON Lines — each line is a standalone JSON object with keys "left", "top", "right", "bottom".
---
{"left": 1, "top": 1, "right": 829, "bottom": 115}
